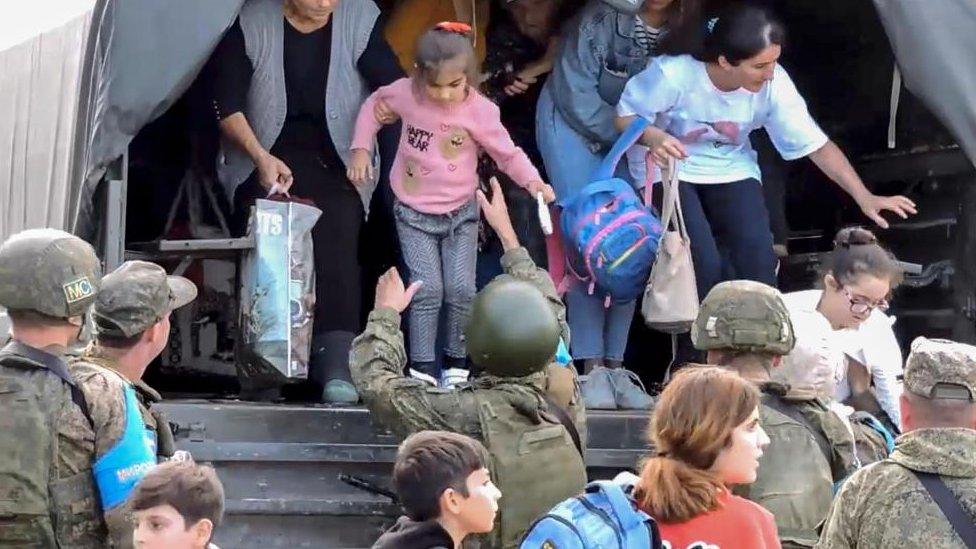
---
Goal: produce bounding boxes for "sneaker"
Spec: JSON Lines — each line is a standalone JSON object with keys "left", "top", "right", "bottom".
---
{"left": 440, "top": 367, "right": 469, "bottom": 388}
{"left": 581, "top": 366, "right": 617, "bottom": 409}
{"left": 323, "top": 380, "right": 359, "bottom": 405}
{"left": 609, "top": 368, "right": 654, "bottom": 410}
{"left": 409, "top": 368, "right": 438, "bottom": 387}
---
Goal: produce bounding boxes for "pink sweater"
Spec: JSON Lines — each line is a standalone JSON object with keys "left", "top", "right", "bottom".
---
{"left": 351, "top": 78, "right": 542, "bottom": 214}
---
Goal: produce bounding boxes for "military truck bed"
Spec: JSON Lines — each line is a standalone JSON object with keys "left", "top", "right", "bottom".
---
{"left": 156, "top": 400, "right": 650, "bottom": 548}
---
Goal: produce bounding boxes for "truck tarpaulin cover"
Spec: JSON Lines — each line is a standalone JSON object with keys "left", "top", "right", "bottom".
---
{"left": 873, "top": 0, "right": 976, "bottom": 167}
{"left": 71, "top": 0, "right": 244, "bottom": 240}
{"left": 0, "top": 1, "right": 95, "bottom": 242}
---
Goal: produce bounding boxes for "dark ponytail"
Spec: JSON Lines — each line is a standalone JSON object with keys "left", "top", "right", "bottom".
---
{"left": 825, "top": 227, "right": 903, "bottom": 287}
{"left": 687, "top": 4, "right": 785, "bottom": 65}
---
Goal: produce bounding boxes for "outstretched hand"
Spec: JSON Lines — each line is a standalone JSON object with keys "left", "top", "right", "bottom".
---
{"left": 856, "top": 193, "right": 917, "bottom": 229}
{"left": 375, "top": 268, "right": 422, "bottom": 313}
{"left": 477, "top": 177, "right": 520, "bottom": 249}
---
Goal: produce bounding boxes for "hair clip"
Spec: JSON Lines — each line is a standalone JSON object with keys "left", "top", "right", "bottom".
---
{"left": 435, "top": 21, "right": 472, "bottom": 35}
{"left": 835, "top": 227, "right": 877, "bottom": 249}
{"left": 706, "top": 17, "right": 719, "bottom": 33}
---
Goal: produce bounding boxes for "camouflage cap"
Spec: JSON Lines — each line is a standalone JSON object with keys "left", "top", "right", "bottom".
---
{"left": 691, "top": 280, "right": 795, "bottom": 355}
{"left": 904, "top": 337, "right": 976, "bottom": 401}
{"left": 0, "top": 228, "right": 101, "bottom": 318}
{"left": 93, "top": 261, "right": 197, "bottom": 338}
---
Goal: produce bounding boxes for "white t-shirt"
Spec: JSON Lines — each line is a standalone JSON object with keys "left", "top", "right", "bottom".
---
{"left": 616, "top": 55, "right": 829, "bottom": 184}
{"left": 782, "top": 290, "right": 904, "bottom": 429}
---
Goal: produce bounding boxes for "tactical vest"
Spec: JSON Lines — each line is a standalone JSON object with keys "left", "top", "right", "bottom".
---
{"left": 71, "top": 354, "right": 177, "bottom": 460}
{"left": 92, "top": 379, "right": 158, "bottom": 510}
{"left": 471, "top": 384, "right": 587, "bottom": 548}
{"left": 0, "top": 342, "right": 107, "bottom": 547}
{"left": 738, "top": 389, "right": 860, "bottom": 548}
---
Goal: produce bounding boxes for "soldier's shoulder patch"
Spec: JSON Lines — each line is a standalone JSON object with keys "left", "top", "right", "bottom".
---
{"left": 63, "top": 276, "right": 95, "bottom": 304}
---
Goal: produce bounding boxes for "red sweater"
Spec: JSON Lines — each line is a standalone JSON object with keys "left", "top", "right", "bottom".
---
{"left": 655, "top": 490, "right": 781, "bottom": 549}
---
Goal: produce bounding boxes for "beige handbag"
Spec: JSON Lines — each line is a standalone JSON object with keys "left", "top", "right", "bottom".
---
{"left": 641, "top": 157, "right": 699, "bottom": 333}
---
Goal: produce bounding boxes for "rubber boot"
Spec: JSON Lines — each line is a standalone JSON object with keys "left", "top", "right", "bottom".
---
{"left": 309, "top": 331, "right": 359, "bottom": 404}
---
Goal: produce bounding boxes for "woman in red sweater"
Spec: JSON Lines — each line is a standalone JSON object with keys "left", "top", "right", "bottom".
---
{"left": 634, "top": 366, "right": 780, "bottom": 549}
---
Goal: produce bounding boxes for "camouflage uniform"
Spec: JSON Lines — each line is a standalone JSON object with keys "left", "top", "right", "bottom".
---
{"left": 351, "top": 247, "right": 587, "bottom": 548}
{"left": 0, "top": 229, "right": 108, "bottom": 547}
{"left": 69, "top": 260, "right": 196, "bottom": 548}
{"left": 817, "top": 338, "right": 976, "bottom": 548}
{"left": 694, "top": 280, "right": 866, "bottom": 548}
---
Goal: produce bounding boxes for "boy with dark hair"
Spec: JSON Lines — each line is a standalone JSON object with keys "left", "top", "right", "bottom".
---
{"left": 130, "top": 461, "right": 225, "bottom": 549}
{"left": 375, "top": 431, "right": 502, "bottom": 549}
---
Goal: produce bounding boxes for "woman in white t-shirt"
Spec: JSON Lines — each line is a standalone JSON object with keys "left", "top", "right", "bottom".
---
{"left": 614, "top": 4, "right": 916, "bottom": 300}
{"left": 780, "top": 227, "right": 905, "bottom": 430}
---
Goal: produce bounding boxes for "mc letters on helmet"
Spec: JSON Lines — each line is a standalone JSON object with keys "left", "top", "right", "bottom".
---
{"left": 63, "top": 276, "right": 95, "bottom": 305}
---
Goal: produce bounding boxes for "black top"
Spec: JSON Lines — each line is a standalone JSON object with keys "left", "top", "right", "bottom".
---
{"left": 481, "top": 14, "right": 548, "bottom": 165}
{"left": 212, "top": 15, "right": 402, "bottom": 166}
{"left": 372, "top": 516, "right": 453, "bottom": 549}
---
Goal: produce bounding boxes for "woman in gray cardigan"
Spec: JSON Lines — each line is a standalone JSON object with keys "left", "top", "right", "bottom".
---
{"left": 213, "top": 0, "right": 402, "bottom": 403}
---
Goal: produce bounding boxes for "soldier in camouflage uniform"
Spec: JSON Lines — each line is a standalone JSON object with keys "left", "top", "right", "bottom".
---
{"left": 0, "top": 228, "right": 107, "bottom": 547}
{"left": 693, "top": 280, "right": 876, "bottom": 548}
{"left": 350, "top": 178, "right": 587, "bottom": 548}
{"left": 817, "top": 337, "right": 976, "bottom": 548}
{"left": 70, "top": 260, "right": 198, "bottom": 548}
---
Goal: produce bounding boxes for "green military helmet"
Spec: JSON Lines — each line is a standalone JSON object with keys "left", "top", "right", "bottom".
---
{"left": 0, "top": 228, "right": 101, "bottom": 319}
{"left": 465, "top": 275, "right": 561, "bottom": 377}
{"left": 692, "top": 280, "right": 795, "bottom": 355}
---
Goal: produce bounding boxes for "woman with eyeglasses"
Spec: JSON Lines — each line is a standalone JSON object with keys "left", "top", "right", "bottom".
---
{"left": 780, "top": 227, "right": 905, "bottom": 431}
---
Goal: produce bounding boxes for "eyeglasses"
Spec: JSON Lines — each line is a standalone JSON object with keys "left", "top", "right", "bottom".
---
{"left": 842, "top": 287, "right": 889, "bottom": 314}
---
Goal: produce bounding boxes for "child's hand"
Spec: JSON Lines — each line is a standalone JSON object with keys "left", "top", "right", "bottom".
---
{"left": 373, "top": 99, "right": 399, "bottom": 125}
{"left": 347, "top": 149, "right": 374, "bottom": 186}
{"left": 534, "top": 182, "right": 556, "bottom": 204}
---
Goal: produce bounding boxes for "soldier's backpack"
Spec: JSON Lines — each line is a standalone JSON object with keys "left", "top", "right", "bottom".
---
{"left": 0, "top": 341, "right": 104, "bottom": 547}
{"left": 850, "top": 411, "right": 896, "bottom": 466}
{"left": 472, "top": 384, "right": 587, "bottom": 548}
{"left": 520, "top": 480, "right": 662, "bottom": 549}
{"left": 560, "top": 117, "right": 663, "bottom": 304}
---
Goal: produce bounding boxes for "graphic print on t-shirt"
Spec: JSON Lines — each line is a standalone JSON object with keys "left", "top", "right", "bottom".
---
{"left": 675, "top": 119, "right": 746, "bottom": 148}
{"left": 407, "top": 124, "right": 433, "bottom": 152}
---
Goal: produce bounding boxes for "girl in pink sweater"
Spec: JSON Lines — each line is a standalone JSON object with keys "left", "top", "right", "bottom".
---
{"left": 349, "top": 22, "right": 554, "bottom": 387}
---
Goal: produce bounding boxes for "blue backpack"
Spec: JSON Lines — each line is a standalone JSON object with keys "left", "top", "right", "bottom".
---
{"left": 560, "top": 118, "right": 663, "bottom": 303}
{"left": 519, "top": 480, "right": 661, "bottom": 549}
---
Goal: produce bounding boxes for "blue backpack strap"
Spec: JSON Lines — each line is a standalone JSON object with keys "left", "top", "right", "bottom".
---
{"left": 861, "top": 413, "right": 896, "bottom": 453}
{"left": 92, "top": 383, "right": 158, "bottom": 509}
{"left": 561, "top": 179, "right": 635, "bottom": 212}
{"left": 593, "top": 117, "right": 650, "bottom": 181}
{"left": 589, "top": 480, "right": 656, "bottom": 549}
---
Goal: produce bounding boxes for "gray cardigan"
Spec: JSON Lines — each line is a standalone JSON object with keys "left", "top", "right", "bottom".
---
{"left": 217, "top": 0, "right": 379, "bottom": 199}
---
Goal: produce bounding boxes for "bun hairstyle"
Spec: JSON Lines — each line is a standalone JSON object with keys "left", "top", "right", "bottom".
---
{"left": 825, "top": 227, "right": 903, "bottom": 287}
{"left": 634, "top": 366, "right": 760, "bottom": 523}
{"left": 690, "top": 4, "right": 785, "bottom": 65}
{"left": 413, "top": 22, "right": 481, "bottom": 88}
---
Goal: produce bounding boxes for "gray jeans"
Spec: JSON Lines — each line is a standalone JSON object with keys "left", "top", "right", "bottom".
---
{"left": 395, "top": 200, "right": 479, "bottom": 364}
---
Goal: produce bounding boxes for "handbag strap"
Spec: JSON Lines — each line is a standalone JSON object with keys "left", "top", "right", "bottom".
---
{"left": 911, "top": 470, "right": 976, "bottom": 548}
{"left": 658, "top": 158, "right": 689, "bottom": 241}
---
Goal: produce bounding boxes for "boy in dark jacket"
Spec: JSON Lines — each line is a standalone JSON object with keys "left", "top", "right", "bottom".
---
{"left": 374, "top": 431, "right": 502, "bottom": 549}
